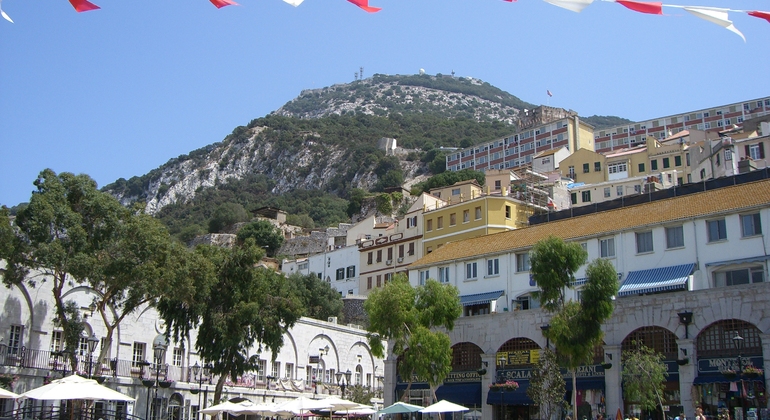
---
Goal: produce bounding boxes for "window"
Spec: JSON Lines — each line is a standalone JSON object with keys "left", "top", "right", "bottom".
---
{"left": 50, "top": 330, "right": 63, "bottom": 353}
{"left": 132, "top": 342, "right": 146, "bottom": 367}
{"left": 516, "top": 295, "right": 540, "bottom": 311}
{"left": 713, "top": 267, "right": 764, "bottom": 287}
{"left": 600, "top": 238, "right": 615, "bottom": 258}
{"left": 665, "top": 226, "right": 684, "bottom": 249}
{"left": 475, "top": 206, "right": 482, "bottom": 220}
{"left": 346, "top": 265, "right": 356, "bottom": 278}
{"left": 651, "top": 160, "right": 658, "bottom": 170}
{"left": 419, "top": 270, "right": 430, "bottom": 285}
{"left": 376, "top": 275, "right": 382, "bottom": 288}
{"left": 387, "top": 247, "right": 393, "bottom": 260}
{"left": 581, "top": 190, "right": 591, "bottom": 203}
{"left": 583, "top": 163, "right": 590, "bottom": 173}
{"left": 516, "top": 253, "right": 530, "bottom": 272}
{"left": 8, "top": 325, "right": 22, "bottom": 355}
{"left": 376, "top": 250, "right": 382, "bottom": 263}
{"left": 747, "top": 143, "right": 766, "bottom": 160}
{"left": 487, "top": 258, "right": 499, "bottom": 276}
{"left": 638, "top": 162, "right": 645, "bottom": 172}
{"left": 594, "top": 162, "right": 601, "bottom": 172}
{"left": 608, "top": 162, "right": 627, "bottom": 174}
{"left": 634, "top": 185, "right": 641, "bottom": 194}
{"left": 636, "top": 231, "right": 654, "bottom": 253}
{"left": 439, "top": 267, "right": 450, "bottom": 283}
{"left": 398, "top": 245, "right": 404, "bottom": 259}
{"left": 336, "top": 268, "right": 345, "bottom": 280}
{"left": 437, "top": 217, "right": 444, "bottom": 229}
{"left": 495, "top": 180, "right": 502, "bottom": 190}
{"left": 741, "top": 213, "right": 762, "bottom": 237}
{"left": 571, "top": 192, "right": 577, "bottom": 205}
{"left": 173, "top": 347, "right": 184, "bottom": 367}
{"left": 450, "top": 213, "right": 456, "bottom": 226}
{"left": 285, "top": 363, "right": 294, "bottom": 380}
{"left": 707, "top": 219, "right": 727, "bottom": 242}
{"left": 367, "top": 277, "right": 372, "bottom": 289}
{"left": 675, "top": 155, "right": 682, "bottom": 166}
{"left": 408, "top": 243, "right": 415, "bottom": 256}
{"left": 272, "top": 361, "right": 281, "bottom": 378}
{"left": 604, "top": 187, "right": 611, "bottom": 198}
{"left": 617, "top": 186, "right": 623, "bottom": 196}
{"left": 452, "top": 188, "right": 461, "bottom": 196}
{"left": 466, "top": 262, "right": 478, "bottom": 279}
{"left": 568, "top": 165, "right": 576, "bottom": 178}
{"left": 384, "top": 273, "right": 392, "bottom": 283}
{"left": 663, "top": 157, "right": 670, "bottom": 168}
{"left": 463, "top": 210, "right": 469, "bottom": 223}
{"left": 367, "top": 252, "right": 373, "bottom": 265}
{"left": 426, "top": 219, "right": 433, "bottom": 231}
{"left": 505, "top": 205, "right": 512, "bottom": 218}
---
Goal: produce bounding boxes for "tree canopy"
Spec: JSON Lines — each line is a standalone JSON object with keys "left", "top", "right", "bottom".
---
{"left": 236, "top": 220, "right": 285, "bottom": 257}
{"left": 622, "top": 344, "right": 668, "bottom": 416}
{"left": 364, "top": 275, "right": 460, "bottom": 402}
{"left": 286, "top": 272, "right": 344, "bottom": 321}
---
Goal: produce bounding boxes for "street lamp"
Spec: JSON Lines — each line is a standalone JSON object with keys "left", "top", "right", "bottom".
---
{"left": 145, "top": 335, "right": 168, "bottom": 420}
{"left": 87, "top": 334, "right": 99, "bottom": 378}
{"left": 265, "top": 375, "right": 275, "bottom": 402}
{"left": 733, "top": 333, "right": 745, "bottom": 419}
{"left": 192, "top": 362, "right": 210, "bottom": 420}
{"left": 336, "top": 370, "right": 352, "bottom": 398}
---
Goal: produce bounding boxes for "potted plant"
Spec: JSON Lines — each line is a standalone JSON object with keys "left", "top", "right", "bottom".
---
{"left": 721, "top": 369, "right": 737, "bottom": 379}
{"left": 159, "top": 380, "right": 174, "bottom": 388}
{"left": 502, "top": 380, "right": 519, "bottom": 391}
{"left": 743, "top": 366, "right": 763, "bottom": 378}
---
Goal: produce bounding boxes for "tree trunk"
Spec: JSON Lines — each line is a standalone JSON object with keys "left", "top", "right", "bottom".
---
{"left": 213, "top": 375, "right": 226, "bottom": 406}
{"left": 571, "top": 368, "right": 578, "bottom": 420}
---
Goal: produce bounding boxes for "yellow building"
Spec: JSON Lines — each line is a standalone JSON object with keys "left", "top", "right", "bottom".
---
{"left": 559, "top": 148, "right": 606, "bottom": 184}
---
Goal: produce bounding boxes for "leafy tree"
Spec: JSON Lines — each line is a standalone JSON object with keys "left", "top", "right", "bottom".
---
{"left": 346, "top": 384, "right": 376, "bottom": 406}
{"left": 286, "top": 272, "right": 344, "bottom": 321}
{"left": 413, "top": 169, "right": 485, "bottom": 195}
{"left": 286, "top": 214, "right": 315, "bottom": 229}
{"left": 159, "top": 239, "right": 303, "bottom": 404}
{"left": 364, "top": 275, "right": 461, "bottom": 402}
{"left": 374, "top": 156, "right": 401, "bottom": 177}
{"left": 208, "top": 202, "right": 249, "bottom": 233}
{"left": 622, "top": 344, "right": 668, "bottom": 417}
{"left": 530, "top": 236, "right": 618, "bottom": 418}
{"left": 347, "top": 188, "right": 367, "bottom": 218}
{"left": 236, "top": 220, "right": 284, "bottom": 257}
{"left": 527, "top": 348, "right": 566, "bottom": 420}
{"left": 375, "top": 169, "right": 405, "bottom": 192}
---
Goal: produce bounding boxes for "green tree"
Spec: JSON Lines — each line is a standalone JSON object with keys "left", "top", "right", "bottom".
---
{"left": 364, "top": 275, "right": 461, "bottom": 402}
{"left": 236, "top": 220, "right": 284, "bottom": 257}
{"left": 286, "top": 214, "right": 315, "bottom": 229}
{"left": 347, "top": 384, "right": 376, "bottom": 406}
{"left": 208, "top": 202, "right": 249, "bottom": 233}
{"left": 622, "top": 344, "right": 668, "bottom": 417}
{"left": 530, "top": 236, "right": 618, "bottom": 418}
{"left": 286, "top": 272, "right": 344, "bottom": 321}
{"left": 159, "top": 239, "right": 303, "bottom": 404}
{"left": 527, "top": 348, "right": 566, "bottom": 420}
{"left": 346, "top": 188, "right": 367, "bottom": 218}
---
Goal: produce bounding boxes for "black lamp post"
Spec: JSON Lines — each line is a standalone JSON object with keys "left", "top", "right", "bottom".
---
{"left": 87, "top": 334, "right": 99, "bottom": 378}
{"left": 733, "top": 333, "right": 745, "bottom": 419}
{"left": 336, "top": 370, "right": 352, "bottom": 398}
{"left": 678, "top": 311, "right": 694, "bottom": 338}
{"left": 145, "top": 336, "right": 168, "bottom": 420}
{"left": 192, "top": 362, "right": 210, "bottom": 420}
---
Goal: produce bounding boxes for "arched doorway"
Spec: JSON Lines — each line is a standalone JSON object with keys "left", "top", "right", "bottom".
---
{"left": 621, "top": 326, "right": 681, "bottom": 420}
{"left": 167, "top": 393, "right": 184, "bottom": 420}
{"left": 693, "top": 320, "right": 766, "bottom": 420}
{"left": 491, "top": 338, "right": 541, "bottom": 420}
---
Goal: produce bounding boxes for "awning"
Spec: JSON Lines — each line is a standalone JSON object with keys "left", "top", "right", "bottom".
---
{"left": 564, "top": 378, "right": 606, "bottom": 390}
{"left": 705, "top": 255, "right": 770, "bottom": 268}
{"left": 694, "top": 375, "right": 766, "bottom": 384}
{"left": 436, "top": 383, "right": 482, "bottom": 407}
{"left": 618, "top": 263, "right": 695, "bottom": 297}
{"left": 572, "top": 272, "right": 622, "bottom": 287}
{"left": 460, "top": 290, "right": 504, "bottom": 306}
{"left": 486, "top": 382, "right": 533, "bottom": 405}
{"left": 395, "top": 382, "right": 430, "bottom": 391}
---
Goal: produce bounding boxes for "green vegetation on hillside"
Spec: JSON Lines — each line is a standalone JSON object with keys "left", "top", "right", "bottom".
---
{"left": 582, "top": 115, "right": 633, "bottom": 130}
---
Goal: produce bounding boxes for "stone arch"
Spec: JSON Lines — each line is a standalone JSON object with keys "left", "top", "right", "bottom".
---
{"left": 451, "top": 342, "right": 484, "bottom": 371}
{"left": 621, "top": 325, "right": 679, "bottom": 360}
{"left": 496, "top": 337, "right": 541, "bottom": 368}
{"left": 695, "top": 319, "right": 763, "bottom": 359}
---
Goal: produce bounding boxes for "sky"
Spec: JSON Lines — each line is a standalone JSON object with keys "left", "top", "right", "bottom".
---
{"left": 2, "top": 0, "right": 769, "bottom": 207}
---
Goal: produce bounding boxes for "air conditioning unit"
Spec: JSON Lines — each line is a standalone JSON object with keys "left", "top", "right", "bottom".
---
{"left": 327, "top": 317, "right": 338, "bottom": 324}
{"left": 386, "top": 260, "right": 392, "bottom": 266}
{"left": 397, "top": 257, "right": 404, "bottom": 263}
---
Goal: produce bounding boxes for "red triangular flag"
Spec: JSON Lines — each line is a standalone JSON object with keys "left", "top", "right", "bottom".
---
{"left": 347, "top": 0, "right": 382, "bottom": 13}
{"left": 616, "top": 0, "right": 662, "bottom": 15}
{"left": 210, "top": 0, "right": 239, "bottom": 8}
{"left": 748, "top": 11, "right": 770, "bottom": 24}
{"left": 68, "top": 0, "right": 100, "bottom": 12}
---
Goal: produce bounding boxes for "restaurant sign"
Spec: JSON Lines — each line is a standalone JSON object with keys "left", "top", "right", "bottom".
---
{"left": 697, "top": 356, "right": 763, "bottom": 374}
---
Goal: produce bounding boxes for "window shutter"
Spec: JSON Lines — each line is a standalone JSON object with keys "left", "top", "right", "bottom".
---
{"left": 760, "top": 143, "right": 766, "bottom": 159}
{"left": 745, "top": 145, "right": 750, "bottom": 157}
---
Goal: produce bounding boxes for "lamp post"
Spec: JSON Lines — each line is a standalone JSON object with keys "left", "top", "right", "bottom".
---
{"left": 86, "top": 334, "right": 99, "bottom": 378}
{"left": 265, "top": 375, "right": 275, "bottom": 402}
{"left": 145, "top": 336, "right": 168, "bottom": 420}
{"left": 192, "top": 362, "right": 209, "bottom": 420}
{"left": 733, "top": 334, "right": 745, "bottom": 420}
{"left": 335, "top": 370, "right": 352, "bottom": 398}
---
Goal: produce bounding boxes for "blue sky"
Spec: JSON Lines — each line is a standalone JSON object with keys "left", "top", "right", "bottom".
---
{"left": 1, "top": 0, "right": 769, "bottom": 207}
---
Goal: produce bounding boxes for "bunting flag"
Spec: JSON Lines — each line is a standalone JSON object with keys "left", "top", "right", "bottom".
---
{"left": 616, "top": 0, "right": 663, "bottom": 15}
{"left": 749, "top": 11, "right": 770, "bottom": 24}
{"left": 347, "top": 0, "right": 381, "bottom": 13}
{"left": 0, "top": 0, "right": 12, "bottom": 23}
{"left": 68, "top": 0, "right": 100, "bottom": 12}
{"left": 209, "top": 0, "right": 239, "bottom": 8}
{"left": 283, "top": 0, "right": 304, "bottom": 6}
{"left": 542, "top": 0, "right": 594, "bottom": 13}
{"left": 684, "top": 6, "right": 745, "bottom": 42}
{"left": 547, "top": 90, "right": 553, "bottom": 97}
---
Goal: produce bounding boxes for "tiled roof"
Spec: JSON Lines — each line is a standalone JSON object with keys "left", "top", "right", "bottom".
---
{"left": 410, "top": 179, "right": 770, "bottom": 268}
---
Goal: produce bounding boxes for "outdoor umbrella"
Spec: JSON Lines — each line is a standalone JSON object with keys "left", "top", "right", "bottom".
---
{"left": 319, "top": 398, "right": 370, "bottom": 419}
{"left": 19, "top": 374, "right": 135, "bottom": 401}
{"left": 238, "top": 402, "right": 280, "bottom": 416}
{"left": 378, "top": 402, "right": 424, "bottom": 414}
{"left": 463, "top": 410, "right": 482, "bottom": 420}
{"left": 0, "top": 388, "right": 20, "bottom": 399}
{"left": 419, "top": 400, "right": 468, "bottom": 414}
{"left": 201, "top": 400, "right": 260, "bottom": 416}
{"left": 274, "top": 396, "right": 333, "bottom": 417}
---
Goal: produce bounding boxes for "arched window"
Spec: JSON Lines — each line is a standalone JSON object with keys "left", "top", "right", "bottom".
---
{"left": 451, "top": 342, "right": 484, "bottom": 371}
{"left": 356, "top": 365, "right": 363, "bottom": 385}
{"left": 696, "top": 319, "right": 762, "bottom": 358}
{"left": 496, "top": 338, "right": 541, "bottom": 368}
{"left": 622, "top": 326, "right": 678, "bottom": 360}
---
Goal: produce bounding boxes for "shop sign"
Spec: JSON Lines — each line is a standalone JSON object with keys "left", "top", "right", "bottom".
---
{"left": 697, "top": 356, "right": 763, "bottom": 374}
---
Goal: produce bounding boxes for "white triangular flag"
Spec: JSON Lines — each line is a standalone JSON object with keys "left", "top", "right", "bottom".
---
{"left": 283, "top": 0, "right": 304, "bottom": 6}
{"left": 543, "top": 0, "right": 594, "bottom": 13}
{"left": 1, "top": 0, "right": 13, "bottom": 23}
{"left": 684, "top": 6, "right": 745, "bottom": 42}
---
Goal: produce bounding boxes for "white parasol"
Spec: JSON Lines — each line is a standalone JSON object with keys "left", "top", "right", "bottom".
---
{"left": 379, "top": 401, "right": 424, "bottom": 414}
{"left": 19, "top": 374, "right": 135, "bottom": 401}
{"left": 201, "top": 400, "right": 259, "bottom": 416}
{"left": 274, "top": 396, "right": 333, "bottom": 416}
{"left": 419, "top": 400, "right": 469, "bottom": 414}
{"left": 0, "top": 388, "right": 20, "bottom": 399}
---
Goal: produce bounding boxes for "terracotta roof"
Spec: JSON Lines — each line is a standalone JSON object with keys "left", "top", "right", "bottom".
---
{"left": 411, "top": 178, "right": 770, "bottom": 268}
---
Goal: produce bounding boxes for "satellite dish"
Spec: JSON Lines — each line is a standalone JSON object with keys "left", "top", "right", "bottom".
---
{"left": 419, "top": 68, "right": 425, "bottom": 75}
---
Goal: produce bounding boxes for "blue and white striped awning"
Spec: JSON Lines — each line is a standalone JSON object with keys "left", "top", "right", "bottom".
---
{"left": 705, "top": 255, "right": 770, "bottom": 267}
{"left": 571, "top": 272, "right": 623, "bottom": 287}
{"left": 460, "top": 290, "right": 504, "bottom": 306}
{"left": 617, "top": 263, "right": 696, "bottom": 297}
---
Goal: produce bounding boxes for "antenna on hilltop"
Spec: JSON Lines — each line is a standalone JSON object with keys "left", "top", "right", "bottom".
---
{"left": 451, "top": 70, "right": 455, "bottom": 77}
{"left": 360, "top": 66, "right": 364, "bottom": 80}
{"left": 354, "top": 72, "right": 359, "bottom": 81}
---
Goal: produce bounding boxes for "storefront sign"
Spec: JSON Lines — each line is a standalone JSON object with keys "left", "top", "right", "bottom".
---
{"left": 560, "top": 364, "right": 606, "bottom": 379}
{"left": 496, "top": 350, "right": 540, "bottom": 366}
{"left": 697, "top": 357, "right": 763, "bottom": 374}
{"left": 444, "top": 370, "right": 482, "bottom": 383}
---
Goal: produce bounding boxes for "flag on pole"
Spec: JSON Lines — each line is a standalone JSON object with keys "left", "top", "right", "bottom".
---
{"left": 547, "top": 90, "right": 553, "bottom": 97}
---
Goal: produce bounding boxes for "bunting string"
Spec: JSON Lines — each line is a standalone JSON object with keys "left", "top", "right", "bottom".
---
{"left": 0, "top": 0, "right": 767, "bottom": 41}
